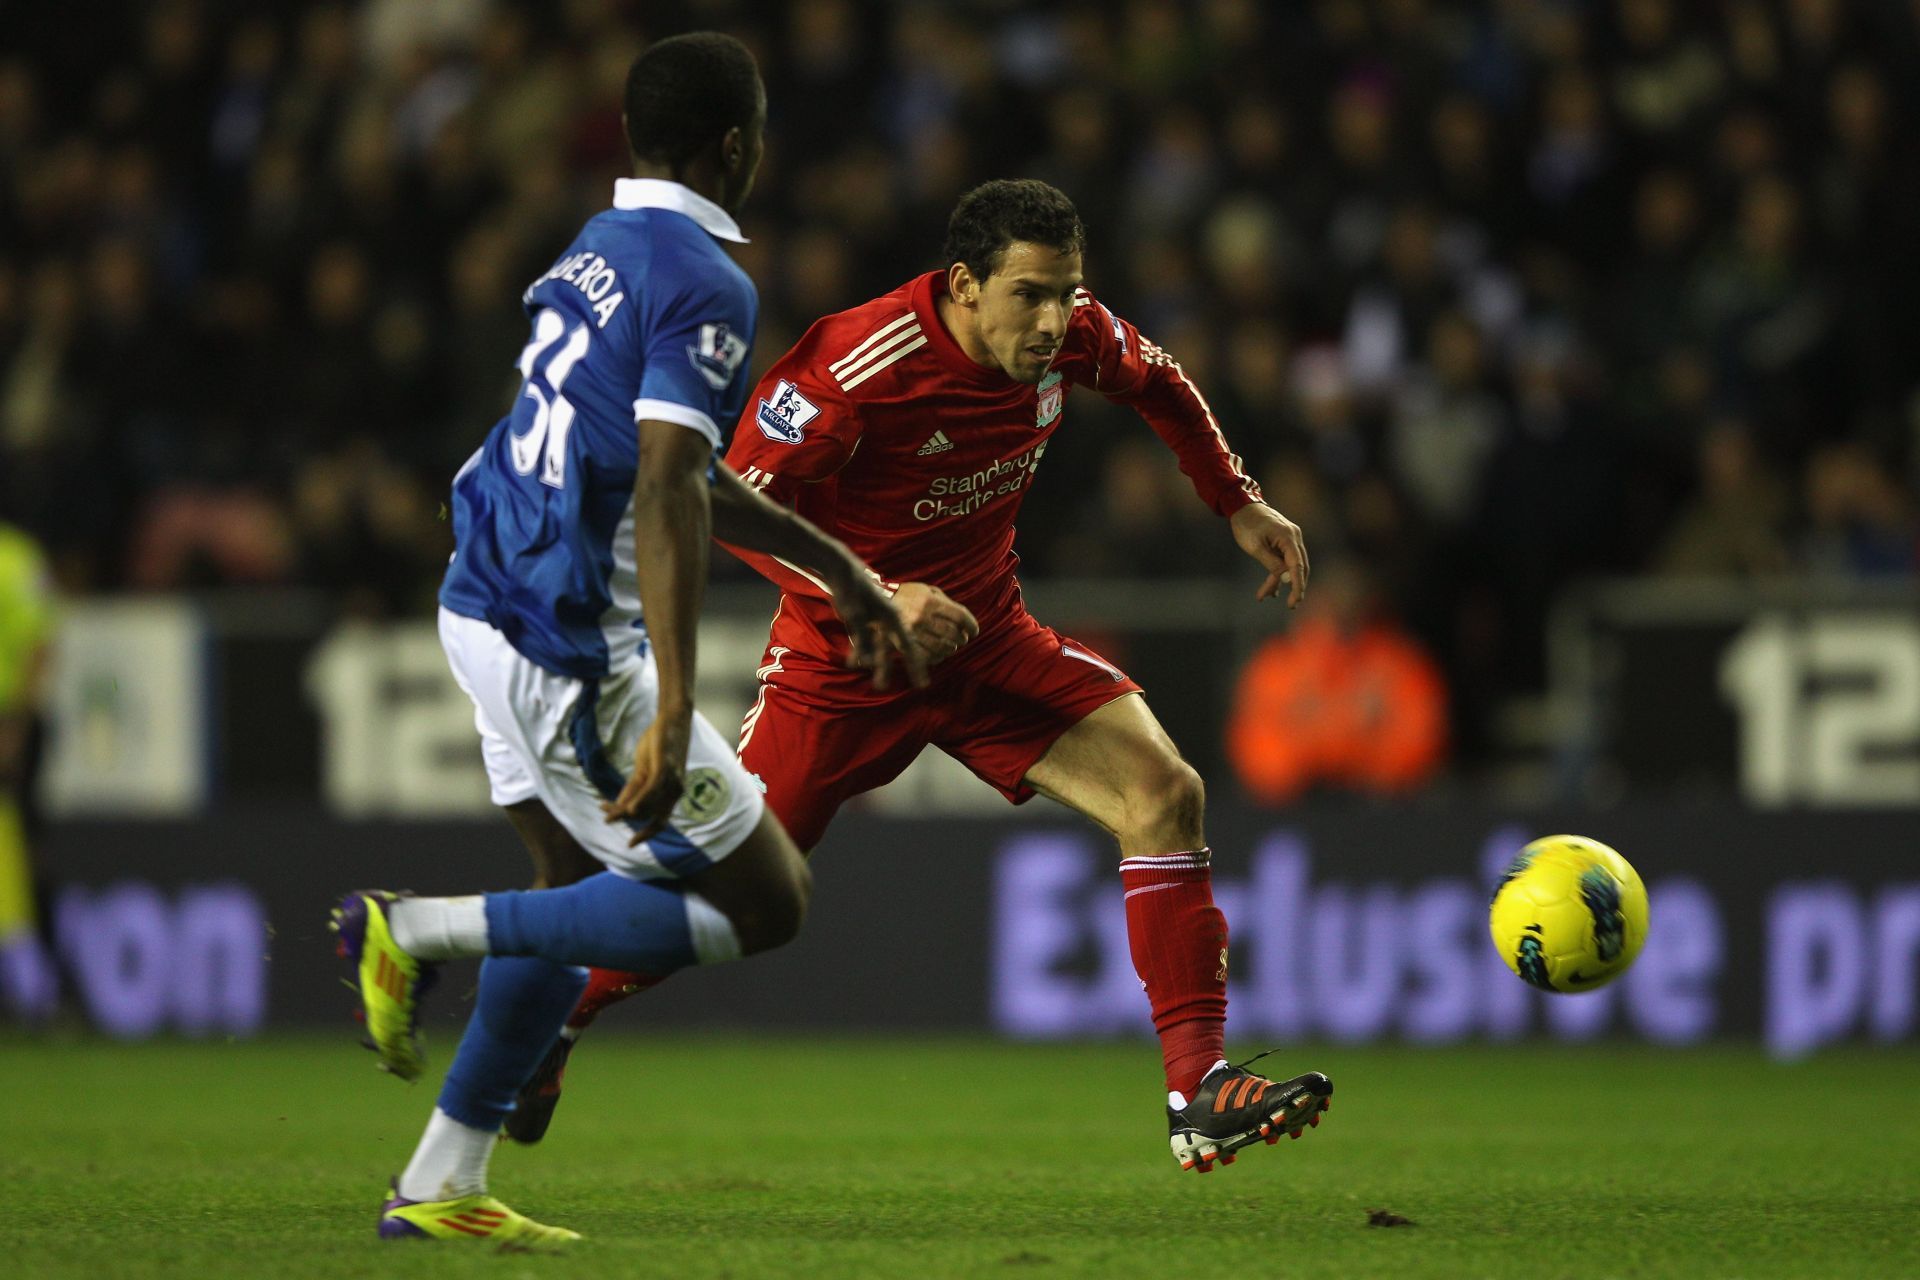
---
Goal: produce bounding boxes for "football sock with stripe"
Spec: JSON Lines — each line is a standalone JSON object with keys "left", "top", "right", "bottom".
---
{"left": 484, "top": 872, "right": 740, "bottom": 971}
{"left": 388, "top": 872, "right": 741, "bottom": 972}
{"left": 1120, "top": 849, "right": 1229, "bottom": 1099}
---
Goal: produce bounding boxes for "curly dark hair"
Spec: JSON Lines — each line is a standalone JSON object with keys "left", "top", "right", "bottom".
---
{"left": 942, "top": 179, "right": 1086, "bottom": 279}
{"left": 623, "top": 33, "right": 763, "bottom": 169}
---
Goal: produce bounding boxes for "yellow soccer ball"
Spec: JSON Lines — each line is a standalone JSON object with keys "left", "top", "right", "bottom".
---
{"left": 1488, "top": 835, "right": 1649, "bottom": 993}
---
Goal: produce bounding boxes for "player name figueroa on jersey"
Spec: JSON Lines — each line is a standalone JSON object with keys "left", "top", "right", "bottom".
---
{"left": 440, "top": 179, "right": 757, "bottom": 679}
{"left": 722, "top": 271, "right": 1261, "bottom": 662}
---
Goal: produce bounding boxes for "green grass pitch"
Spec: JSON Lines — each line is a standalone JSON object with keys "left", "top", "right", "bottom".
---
{"left": 2, "top": 1034, "right": 1914, "bottom": 1278}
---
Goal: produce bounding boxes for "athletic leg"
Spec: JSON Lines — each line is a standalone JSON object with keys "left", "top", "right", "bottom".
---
{"left": 937, "top": 617, "right": 1330, "bottom": 1174}
{"left": 1019, "top": 693, "right": 1228, "bottom": 1097}
{"left": 1021, "top": 693, "right": 1330, "bottom": 1171}
{"left": 547, "top": 649, "right": 924, "bottom": 1034}
{"left": 494, "top": 804, "right": 814, "bottom": 1145}
{"left": 350, "top": 613, "right": 804, "bottom": 1226}
{"left": 929, "top": 617, "right": 1221, "bottom": 1092}
{"left": 505, "top": 653, "right": 932, "bottom": 1144}
{"left": 408, "top": 799, "right": 622, "bottom": 1182}
{"left": 374, "top": 657, "right": 607, "bottom": 1188}
{"left": 504, "top": 799, "right": 666, "bottom": 1035}
{"left": 478, "top": 684, "right": 824, "bottom": 1017}
{"left": 394, "top": 802, "right": 809, "bottom": 1171}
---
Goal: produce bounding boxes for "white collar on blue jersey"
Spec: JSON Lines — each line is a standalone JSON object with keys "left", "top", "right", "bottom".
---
{"left": 612, "top": 178, "right": 749, "bottom": 244}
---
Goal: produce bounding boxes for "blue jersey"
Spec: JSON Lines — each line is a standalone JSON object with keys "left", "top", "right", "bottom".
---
{"left": 440, "top": 180, "right": 756, "bottom": 678}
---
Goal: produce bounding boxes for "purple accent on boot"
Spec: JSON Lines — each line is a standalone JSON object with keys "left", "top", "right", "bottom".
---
{"left": 332, "top": 891, "right": 381, "bottom": 965}
{"left": 334, "top": 891, "right": 438, "bottom": 990}
{"left": 378, "top": 1184, "right": 429, "bottom": 1240}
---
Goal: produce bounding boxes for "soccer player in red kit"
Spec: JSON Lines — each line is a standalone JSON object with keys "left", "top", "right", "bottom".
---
{"left": 514, "top": 179, "right": 1330, "bottom": 1174}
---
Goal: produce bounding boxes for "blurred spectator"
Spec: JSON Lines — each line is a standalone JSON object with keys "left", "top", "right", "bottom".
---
{"left": 1227, "top": 562, "right": 1448, "bottom": 805}
{"left": 1690, "top": 172, "right": 1832, "bottom": 444}
{"left": 1344, "top": 202, "right": 1453, "bottom": 396}
{"left": 1314, "top": 74, "right": 1406, "bottom": 279}
{"left": 1816, "top": 62, "right": 1920, "bottom": 425}
{"left": 436, "top": 221, "right": 525, "bottom": 454}
{"left": 1653, "top": 421, "right": 1791, "bottom": 577}
{"left": 1388, "top": 309, "right": 1506, "bottom": 532}
{"left": 1605, "top": 167, "right": 1706, "bottom": 449}
{"left": 1288, "top": 345, "right": 1369, "bottom": 484}
{"left": 1050, "top": 435, "right": 1219, "bottom": 578}
{"left": 1609, "top": 0, "right": 1725, "bottom": 145}
{"left": 291, "top": 439, "right": 448, "bottom": 618}
{"left": 1800, "top": 443, "right": 1919, "bottom": 579}
{"left": 127, "top": 488, "right": 296, "bottom": 589}
{"left": 1528, "top": 65, "right": 1620, "bottom": 259}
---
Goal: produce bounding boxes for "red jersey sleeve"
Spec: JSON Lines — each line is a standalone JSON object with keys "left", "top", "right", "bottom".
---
{"left": 1058, "top": 288, "right": 1263, "bottom": 518}
{"left": 721, "top": 325, "right": 871, "bottom": 603}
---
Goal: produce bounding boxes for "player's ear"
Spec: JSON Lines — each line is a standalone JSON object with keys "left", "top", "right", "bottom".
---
{"left": 720, "top": 125, "right": 744, "bottom": 172}
{"left": 947, "top": 261, "right": 978, "bottom": 306}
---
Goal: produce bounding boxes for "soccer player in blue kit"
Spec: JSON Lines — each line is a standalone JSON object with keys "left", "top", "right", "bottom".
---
{"left": 328, "top": 34, "right": 921, "bottom": 1250}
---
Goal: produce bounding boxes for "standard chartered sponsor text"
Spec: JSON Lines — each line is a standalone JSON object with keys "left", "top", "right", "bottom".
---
{"left": 914, "top": 442, "right": 1047, "bottom": 521}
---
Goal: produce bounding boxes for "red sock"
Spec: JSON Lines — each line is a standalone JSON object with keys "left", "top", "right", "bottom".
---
{"left": 565, "top": 967, "right": 663, "bottom": 1031}
{"left": 1120, "top": 850, "right": 1228, "bottom": 1098}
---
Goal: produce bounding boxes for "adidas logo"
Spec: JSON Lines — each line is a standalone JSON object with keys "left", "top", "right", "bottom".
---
{"left": 916, "top": 430, "right": 954, "bottom": 456}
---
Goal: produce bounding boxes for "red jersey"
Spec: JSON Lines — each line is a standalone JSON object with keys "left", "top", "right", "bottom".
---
{"left": 722, "top": 270, "right": 1262, "bottom": 660}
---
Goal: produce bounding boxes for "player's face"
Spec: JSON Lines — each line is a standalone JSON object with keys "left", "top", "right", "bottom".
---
{"left": 961, "top": 243, "right": 1083, "bottom": 384}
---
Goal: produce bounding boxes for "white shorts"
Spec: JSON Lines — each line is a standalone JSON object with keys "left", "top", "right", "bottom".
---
{"left": 437, "top": 607, "right": 764, "bottom": 880}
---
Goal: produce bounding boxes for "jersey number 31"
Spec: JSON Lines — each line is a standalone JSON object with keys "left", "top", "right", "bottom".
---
{"left": 511, "top": 307, "right": 590, "bottom": 489}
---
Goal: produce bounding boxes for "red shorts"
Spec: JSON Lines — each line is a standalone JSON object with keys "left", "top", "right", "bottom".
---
{"left": 736, "top": 605, "right": 1142, "bottom": 850}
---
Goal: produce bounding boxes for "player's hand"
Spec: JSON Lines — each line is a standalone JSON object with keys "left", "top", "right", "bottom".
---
{"left": 601, "top": 709, "right": 691, "bottom": 846}
{"left": 892, "top": 582, "right": 980, "bottom": 666}
{"left": 1229, "top": 502, "right": 1311, "bottom": 607}
{"left": 828, "top": 570, "right": 930, "bottom": 691}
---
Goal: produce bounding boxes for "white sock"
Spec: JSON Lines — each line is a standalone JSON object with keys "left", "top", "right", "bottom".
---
{"left": 398, "top": 1107, "right": 495, "bottom": 1201}
{"left": 388, "top": 896, "right": 489, "bottom": 961}
{"left": 684, "top": 893, "right": 742, "bottom": 965}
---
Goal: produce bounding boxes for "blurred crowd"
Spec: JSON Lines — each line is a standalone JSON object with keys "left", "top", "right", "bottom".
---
{"left": 4, "top": 0, "right": 1919, "bottom": 768}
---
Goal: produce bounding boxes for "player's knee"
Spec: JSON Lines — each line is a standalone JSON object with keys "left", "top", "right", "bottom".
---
{"left": 1123, "top": 756, "right": 1206, "bottom": 845}
{"left": 734, "top": 857, "right": 810, "bottom": 956}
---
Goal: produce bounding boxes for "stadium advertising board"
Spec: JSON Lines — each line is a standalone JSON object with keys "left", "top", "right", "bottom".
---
{"left": 14, "top": 806, "right": 1916, "bottom": 1058}
{"left": 46, "top": 597, "right": 1920, "bottom": 817}
{"left": 1554, "top": 583, "right": 1920, "bottom": 806}
{"left": 3, "top": 882, "right": 268, "bottom": 1036}
{"left": 42, "top": 601, "right": 211, "bottom": 816}
{"left": 992, "top": 818, "right": 1918, "bottom": 1058}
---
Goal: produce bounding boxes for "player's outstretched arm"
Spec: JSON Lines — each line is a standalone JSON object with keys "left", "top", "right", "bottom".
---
{"left": 606, "top": 420, "right": 715, "bottom": 844}
{"left": 710, "top": 461, "right": 929, "bottom": 689}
